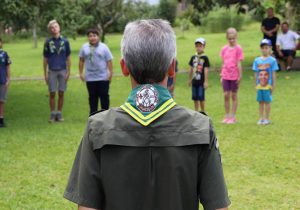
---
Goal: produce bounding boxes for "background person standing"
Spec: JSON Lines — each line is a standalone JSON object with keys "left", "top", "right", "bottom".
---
{"left": 79, "top": 29, "right": 113, "bottom": 115}
{"left": 43, "top": 20, "right": 71, "bottom": 122}
{"left": 261, "top": 7, "right": 280, "bottom": 55}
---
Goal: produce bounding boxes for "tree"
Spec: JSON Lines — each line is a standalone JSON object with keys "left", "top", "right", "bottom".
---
{"left": 157, "top": 0, "right": 177, "bottom": 25}
{"left": 52, "top": 0, "right": 93, "bottom": 40}
{"left": 83, "top": 0, "right": 123, "bottom": 42}
{"left": 23, "top": 0, "right": 60, "bottom": 48}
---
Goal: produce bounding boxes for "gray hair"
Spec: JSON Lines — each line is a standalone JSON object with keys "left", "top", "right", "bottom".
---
{"left": 121, "top": 19, "right": 176, "bottom": 84}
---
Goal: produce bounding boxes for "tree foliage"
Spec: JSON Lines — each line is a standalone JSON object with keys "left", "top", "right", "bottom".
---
{"left": 157, "top": 0, "right": 177, "bottom": 25}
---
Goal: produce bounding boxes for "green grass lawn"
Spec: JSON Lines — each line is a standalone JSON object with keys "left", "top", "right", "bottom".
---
{"left": 3, "top": 22, "right": 287, "bottom": 78}
{"left": 1, "top": 69, "right": 300, "bottom": 209}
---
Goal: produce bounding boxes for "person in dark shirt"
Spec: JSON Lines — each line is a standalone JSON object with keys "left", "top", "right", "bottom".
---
{"left": 64, "top": 19, "right": 230, "bottom": 210}
{"left": 0, "top": 38, "right": 11, "bottom": 128}
{"left": 188, "top": 37, "right": 210, "bottom": 112}
{"left": 43, "top": 20, "right": 71, "bottom": 123}
{"left": 261, "top": 7, "right": 280, "bottom": 54}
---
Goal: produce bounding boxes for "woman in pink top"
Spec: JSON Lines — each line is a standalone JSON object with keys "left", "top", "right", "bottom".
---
{"left": 220, "top": 28, "right": 244, "bottom": 124}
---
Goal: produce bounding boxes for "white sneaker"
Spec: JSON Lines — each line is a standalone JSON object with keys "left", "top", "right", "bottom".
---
{"left": 257, "top": 119, "right": 264, "bottom": 125}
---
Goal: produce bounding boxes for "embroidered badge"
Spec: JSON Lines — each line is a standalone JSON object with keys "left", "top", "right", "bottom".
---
{"left": 136, "top": 85, "right": 159, "bottom": 112}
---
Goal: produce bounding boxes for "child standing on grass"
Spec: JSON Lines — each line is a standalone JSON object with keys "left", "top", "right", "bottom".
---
{"left": 253, "top": 39, "right": 279, "bottom": 125}
{"left": 220, "top": 28, "right": 244, "bottom": 124}
{"left": 188, "top": 37, "right": 210, "bottom": 112}
{"left": 0, "top": 38, "right": 11, "bottom": 128}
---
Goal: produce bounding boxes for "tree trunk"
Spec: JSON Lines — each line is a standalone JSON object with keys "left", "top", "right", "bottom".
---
{"left": 97, "top": 24, "right": 105, "bottom": 42}
{"left": 33, "top": 23, "right": 38, "bottom": 48}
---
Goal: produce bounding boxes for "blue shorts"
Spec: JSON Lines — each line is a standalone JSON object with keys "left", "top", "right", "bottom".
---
{"left": 192, "top": 85, "right": 205, "bottom": 101}
{"left": 257, "top": 89, "right": 272, "bottom": 103}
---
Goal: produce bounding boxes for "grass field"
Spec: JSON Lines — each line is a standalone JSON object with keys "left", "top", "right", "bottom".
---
{"left": 1, "top": 24, "right": 300, "bottom": 210}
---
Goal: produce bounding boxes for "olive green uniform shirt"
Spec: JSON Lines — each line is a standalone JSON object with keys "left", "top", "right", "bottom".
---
{"left": 64, "top": 106, "right": 230, "bottom": 210}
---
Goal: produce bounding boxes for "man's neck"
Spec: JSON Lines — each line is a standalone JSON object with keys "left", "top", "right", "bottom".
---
{"left": 131, "top": 76, "right": 167, "bottom": 89}
{"left": 261, "top": 55, "right": 270, "bottom": 59}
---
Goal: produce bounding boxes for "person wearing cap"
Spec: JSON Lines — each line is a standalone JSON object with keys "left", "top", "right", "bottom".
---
{"left": 64, "top": 19, "right": 230, "bottom": 210}
{"left": 43, "top": 20, "right": 71, "bottom": 122}
{"left": 188, "top": 37, "right": 210, "bottom": 112}
{"left": 276, "top": 21, "right": 300, "bottom": 71}
{"left": 252, "top": 39, "right": 279, "bottom": 125}
{"left": 0, "top": 38, "right": 11, "bottom": 128}
{"left": 79, "top": 29, "right": 113, "bottom": 115}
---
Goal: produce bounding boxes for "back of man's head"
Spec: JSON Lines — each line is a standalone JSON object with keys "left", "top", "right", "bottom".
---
{"left": 121, "top": 19, "right": 176, "bottom": 84}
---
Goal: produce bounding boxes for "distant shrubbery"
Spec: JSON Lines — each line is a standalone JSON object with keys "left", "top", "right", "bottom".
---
{"left": 199, "top": 6, "right": 251, "bottom": 33}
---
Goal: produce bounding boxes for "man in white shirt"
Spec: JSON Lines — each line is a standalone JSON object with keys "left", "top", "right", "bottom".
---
{"left": 276, "top": 21, "right": 300, "bottom": 71}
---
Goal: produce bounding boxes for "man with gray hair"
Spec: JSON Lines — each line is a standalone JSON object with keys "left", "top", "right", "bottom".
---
{"left": 64, "top": 19, "right": 230, "bottom": 210}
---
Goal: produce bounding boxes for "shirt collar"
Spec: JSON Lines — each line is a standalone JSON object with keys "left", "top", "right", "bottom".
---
{"left": 89, "top": 42, "right": 99, "bottom": 47}
{"left": 120, "top": 84, "right": 176, "bottom": 126}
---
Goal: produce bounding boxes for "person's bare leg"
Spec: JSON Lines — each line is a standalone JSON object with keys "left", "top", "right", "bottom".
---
{"left": 231, "top": 92, "right": 238, "bottom": 118}
{"left": 194, "top": 100, "right": 200, "bottom": 112}
{"left": 49, "top": 92, "right": 56, "bottom": 111}
{"left": 200, "top": 101, "right": 205, "bottom": 112}
{"left": 259, "top": 102, "right": 264, "bottom": 119}
{"left": 265, "top": 102, "right": 271, "bottom": 120}
{"left": 278, "top": 58, "right": 286, "bottom": 71}
{"left": 0, "top": 102, "right": 4, "bottom": 118}
{"left": 224, "top": 91, "right": 230, "bottom": 117}
{"left": 58, "top": 91, "right": 64, "bottom": 112}
{"left": 287, "top": 56, "right": 293, "bottom": 69}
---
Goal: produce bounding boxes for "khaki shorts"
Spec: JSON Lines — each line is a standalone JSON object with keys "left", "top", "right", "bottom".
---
{"left": 48, "top": 70, "right": 67, "bottom": 93}
{"left": 0, "top": 84, "right": 7, "bottom": 102}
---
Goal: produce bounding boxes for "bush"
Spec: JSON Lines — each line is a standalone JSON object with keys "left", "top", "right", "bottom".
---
{"left": 200, "top": 5, "right": 248, "bottom": 33}
{"left": 157, "top": 0, "right": 177, "bottom": 26}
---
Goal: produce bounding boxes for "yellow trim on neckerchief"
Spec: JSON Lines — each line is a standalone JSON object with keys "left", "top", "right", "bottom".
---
{"left": 121, "top": 98, "right": 176, "bottom": 126}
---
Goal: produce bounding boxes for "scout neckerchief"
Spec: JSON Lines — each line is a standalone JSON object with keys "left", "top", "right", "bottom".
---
{"left": 88, "top": 42, "right": 99, "bottom": 64}
{"left": 49, "top": 36, "right": 65, "bottom": 54}
{"left": 256, "top": 84, "right": 272, "bottom": 90}
{"left": 120, "top": 84, "right": 176, "bottom": 126}
{"left": 0, "top": 49, "right": 6, "bottom": 65}
{"left": 193, "top": 52, "right": 205, "bottom": 80}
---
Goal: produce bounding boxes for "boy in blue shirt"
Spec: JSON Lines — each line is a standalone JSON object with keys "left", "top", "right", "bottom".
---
{"left": 252, "top": 39, "right": 279, "bottom": 125}
{"left": 0, "top": 38, "right": 11, "bottom": 127}
{"left": 43, "top": 20, "right": 71, "bottom": 122}
{"left": 188, "top": 38, "right": 210, "bottom": 112}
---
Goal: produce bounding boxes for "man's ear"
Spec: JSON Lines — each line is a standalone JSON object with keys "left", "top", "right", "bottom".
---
{"left": 168, "top": 59, "right": 176, "bottom": 78}
{"left": 120, "top": 59, "right": 130, "bottom": 77}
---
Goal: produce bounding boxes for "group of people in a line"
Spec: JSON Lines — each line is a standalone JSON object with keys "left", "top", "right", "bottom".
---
{"left": 43, "top": 20, "right": 113, "bottom": 123}
{"left": 188, "top": 7, "right": 299, "bottom": 125}
{"left": 0, "top": 7, "right": 299, "bottom": 128}
{"left": 188, "top": 28, "right": 278, "bottom": 125}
